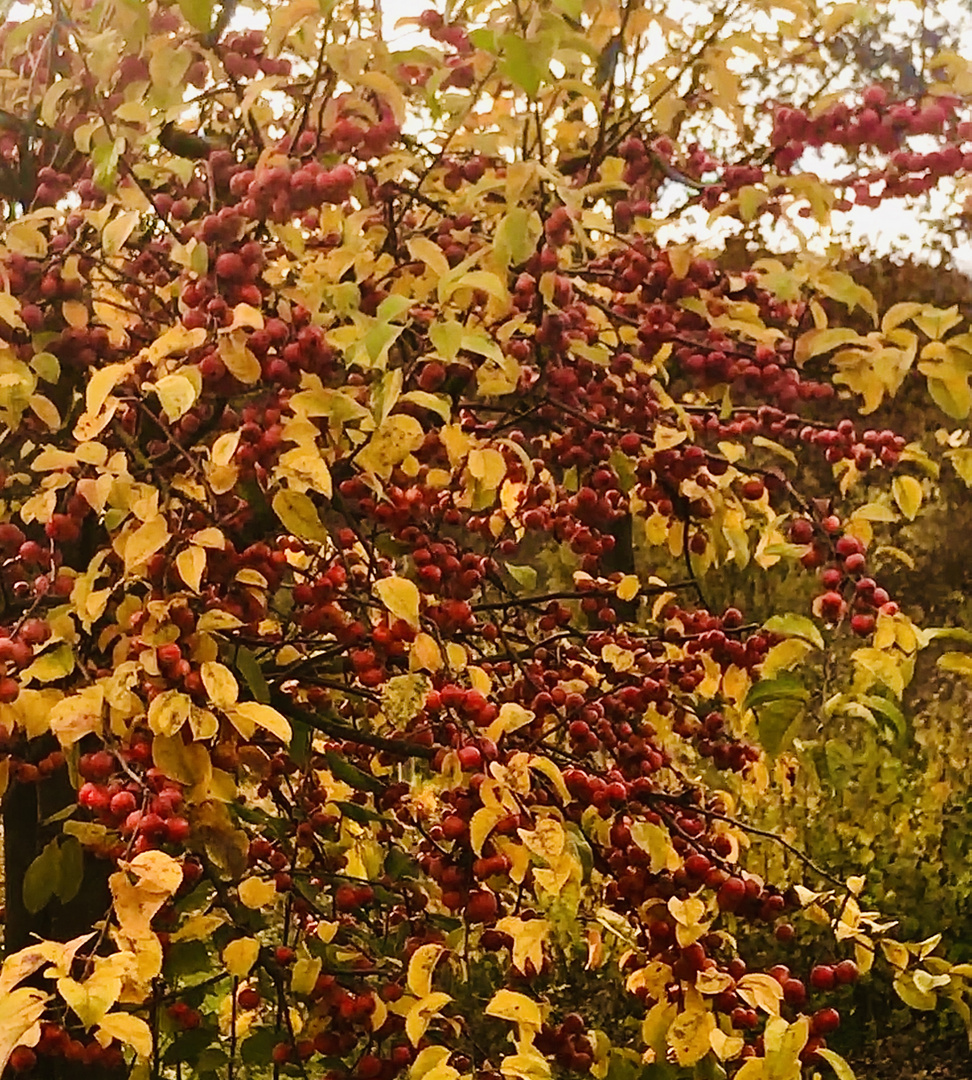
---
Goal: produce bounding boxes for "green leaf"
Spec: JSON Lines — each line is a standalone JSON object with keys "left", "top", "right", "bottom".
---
{"left": 325, "top": 750, "right": 383, "bottom": 793}
{"left": 236, "top": 646, "right": 271, "bottom": 704}
{"left": 757, "top": 697, "right": 804, "bottom": 757}
{"left": 763, "top": 614, "right": 825, "bottom": 650}
{"left": 334, "top": 800, "right": 385, "bottom": 824}
{"left": 493, "top": 209, "right": 542, "bottom": 268}
{"left": 507, "top": 564, "right": 537, "bottom": 590}
{"left": 860, "top": 694, "right": 907, "bottom": 742}
{"left": 551, "top": 0, "right": 583, "bottom": 20}
{"left": 743, "top": 674, "right": 809, "bottom": 712}
{"left": 500, "top": 32, "right": 545, "bottom": 96}
{"left": 177, "top": 0, "right": 215, "bottom": 32}
{"left": 56, "top": 836, "right": 84, "bottom": 904}
{"left": 240, "top": 1030, "right": 279, "bottom": 1067}
{"left": 23, "top": 839, "right": 60, "bottom": 913}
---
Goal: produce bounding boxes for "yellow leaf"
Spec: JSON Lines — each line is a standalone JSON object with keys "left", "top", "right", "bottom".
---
{"left": 0, "top": 987, "right": 48, "bottom": 1072}
{"left": 467, "top": 448, "right": 508, "bottom": 491}
{"left": 58, "top": 971, "right": 120, "bottom": 1027}
{"left": 410, "top": 632, "right": 443, "bottom": 672}
{"left": 495, "top": 916, "right": 548, "bottom": 974}
{"left": 49, "top": 686, "right": 104, "bottom": 746}
{"left": 153, "top": 373, "right": 198, "bottom": 421}
{"left": 470, "top": 805, "right": 506, "bottom": 856}
{"left": 406, "top": 992, "right": 452, "bottom": 1047}
{"left": 97, "top": 1012, "right": 153, "bottom": 1058}
{"left": 357, "top": 415, "right": 424, "bottom": 478}
{"left": 407, "top": 236, "right": 450, "bottom": 279}
{"left": 668, "top": 993, "right": 715, "bottom": 1066}
{"left": 891, "top": 475, "right": 922, "bottom": 521}
{"left": 125, "top": 850, "right": 184, "bottom": 894}
{"left": 230, "top": 702, "right": 291, "bottom": 743}
{"left": 375, "top": 575, "right": 421, "bottom": 629}
{"left": 86, "top": 362, "right": 130, "bottom": 419}
{"left": 102, "top": 210, "right": 140, "bottom": 256}
{"left": 630, "top": 820, "right": 679, "bottom": 872}
{"left": 239, "top": 877, "right": 277, "bottom": 909}
{"left": 146, "top": 324, "right": 208, "bottom": 365}
{"left": 736, "top": 974, "right": 783, "bottom": 1015}
{"left": 223, "top": 938, "right": 260, "bottom": 978}
{"left": 28, "top": 394, "right": 59, "bottom": 430}
{"left": 124, "top": 515, "right": 169, "bottom": 574}
{"left": 937, "top": 651, "right": 972, "bottom": 676}
{"left": 272, "top": 489, "right": 328, "bottom": 544}
{"left": 218, "top": 332, "right": 261, "bottom": 384}
{"left": 176, "top": 546, "right": 206, "bottom": 592}
{"left": 201, "top": 661, "right": 239, "bottom": 709}
{"left": 616, "top": 575, "right": 639, "bottom": 602}
{"left": 485, "top": 988, "right": 542, "bottom": 1032}
{"left": 292, "top": 955, "right": 323, "bottom": 996}
{"left": 815, "top": 1048, "right": 857, "bottom": 1080}
{"left": 152, "top": 733, "right": 212, "bottom": 787}
{"left": 407, "top": 944, "right": 445, "bottom": 999}
{"left": 147, "top": 690, "right": 191, "bottom": 737}
{"left": 485, "top": 702, "right": 534, "bottom": 744}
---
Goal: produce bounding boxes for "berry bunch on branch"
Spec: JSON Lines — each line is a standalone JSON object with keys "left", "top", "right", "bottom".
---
{"left": 0, "top": 0, "right": 969, "bottom": 1078}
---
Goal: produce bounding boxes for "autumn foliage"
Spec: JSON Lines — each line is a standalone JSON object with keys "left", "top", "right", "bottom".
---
{"left": 1, "top": 0, "right": 972, "bottom": 1077}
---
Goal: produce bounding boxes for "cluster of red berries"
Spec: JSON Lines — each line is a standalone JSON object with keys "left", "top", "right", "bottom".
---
{"left": 8, "top": 1027, "right": 125, "bottom": 1071}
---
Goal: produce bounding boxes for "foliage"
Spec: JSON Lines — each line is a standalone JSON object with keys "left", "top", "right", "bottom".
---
{"left": 0, "top": 1, "right": 971, "bottom": 1079}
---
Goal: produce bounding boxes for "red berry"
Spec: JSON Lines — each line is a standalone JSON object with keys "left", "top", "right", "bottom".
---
{"left": 466, "top": 890, "right": 499, "bottom": 923}
{"left": 813, "top": 1007, "right": 840, "bottom": 1034}
{"left": 834, "top": 959, "right": 859, "bottom": 984}
{"left": 810, "top": 964, "right": 836, "bottom": 991}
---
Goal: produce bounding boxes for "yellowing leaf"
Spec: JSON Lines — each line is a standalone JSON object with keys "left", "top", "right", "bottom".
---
{"left": 375, "top": 575, "right": 421, "bottom": 629}
{"left": 152, "top": 733, "right": 211, "bottom": 787}
{"left": 292, "top": 955, "right": 323, "bottom": 996}
{"left": 892, "top": 475, "right": 922, "bottom": 521}
{"left": 486, "top": 702, "right": 535, "bottom": 744}
{"left": 223, "top": 937, "right": 260, "bottom": 978}
{"left": 406, "top": 992, "right": 452, "bottom": 1047}
{"left": 49, "top": 686, "right": 104, "bottom": 746}
{"left": 272, "top": 489, "right": 328, "bottom": 544}
{"left": 97, "top": 1012, "right": 153, "bottom": 1058}
{"left": 407, "top": 944, "right": 445, "bottom": 999}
